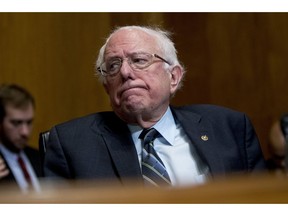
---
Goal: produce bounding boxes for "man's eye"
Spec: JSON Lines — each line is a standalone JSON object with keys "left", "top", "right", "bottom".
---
{"left": 132, "top": 57, "right": 149, "bottom": 65}
{"left": 10, "top": 119, "right": 33, "bottom": 127}
{"left": 11, "top": 120, "right": 22, "bottom": 127}
{"left": 107, "top": 59, "right": 121, "bottom": 72}
{"left": 27, "top": 120, "right": 33, "bottom": 126}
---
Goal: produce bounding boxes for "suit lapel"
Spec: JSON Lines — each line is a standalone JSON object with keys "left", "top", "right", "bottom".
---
{"left": 172, "top": 107, "right": 225, "bottom": 176}
{"left": 90, "top": 113, "right": 143, "bottom": 185}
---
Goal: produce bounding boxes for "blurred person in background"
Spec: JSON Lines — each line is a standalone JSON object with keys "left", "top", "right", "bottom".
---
{"left": 0, "top": 84, "right": 41, "bottom": 192}
{"left": 267, "top": 115, "right": 288, "bottom": 175}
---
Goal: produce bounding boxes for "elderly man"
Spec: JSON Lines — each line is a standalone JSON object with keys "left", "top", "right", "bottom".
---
{"left": 44, "top": 26, "right": 267, "bottom": 187}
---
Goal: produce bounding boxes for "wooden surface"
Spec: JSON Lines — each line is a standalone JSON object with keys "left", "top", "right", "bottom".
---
{"left": 0, "top": 173, "right": 287, "bottom": 203}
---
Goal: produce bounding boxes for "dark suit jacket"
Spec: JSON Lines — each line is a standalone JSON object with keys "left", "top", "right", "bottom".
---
{"left": 0, "top": 146, "right": 41, "bottom": 187}
{"left": 43, "top": 105, "right": 267, "bottom": 186}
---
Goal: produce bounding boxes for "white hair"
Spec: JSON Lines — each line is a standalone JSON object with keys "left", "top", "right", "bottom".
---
{"left": 95, "top": 25, "right": 186, "bottom": 89}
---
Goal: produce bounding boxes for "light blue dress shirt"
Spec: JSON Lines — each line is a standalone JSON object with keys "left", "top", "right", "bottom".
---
{"left": 128, "top": 106, "right": 208, "bottom": 187}
{"left": 0, "top": 143, "right": 41, "bottom": 192}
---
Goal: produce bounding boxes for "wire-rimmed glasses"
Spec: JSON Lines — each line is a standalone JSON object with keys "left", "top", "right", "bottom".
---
{"left": 97, "top": 52, "right": 171, "bottom": 76}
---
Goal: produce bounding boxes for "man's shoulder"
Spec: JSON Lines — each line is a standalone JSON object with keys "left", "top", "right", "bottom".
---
{"left": 172, "top": 104, "right": 250, "bottom": 132}
{"left": 51, "top": 111, "right": 124, "bottom": 134}
{"left": 24, "top": 146, "right": 39, "bottom": 154}
{"left": 172, "top": 104, "right": 245, "bottom": 120}
{"left": 174, "top": 104, "right": 242, "bottom": 114}
{"left": 54, "top": 111, "right": 116, "bottom": 127}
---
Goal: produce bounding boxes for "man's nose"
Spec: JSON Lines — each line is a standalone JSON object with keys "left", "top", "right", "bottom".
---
{"left": 19, "top": 124, "right": 31, "bottom": 136}
{"left": 119, "top": 58, "right": 134, "bottom": 77}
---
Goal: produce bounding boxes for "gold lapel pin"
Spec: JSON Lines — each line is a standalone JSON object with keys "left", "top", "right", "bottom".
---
{"left": 201, "top": 135, "right": 209, "bottom": 141}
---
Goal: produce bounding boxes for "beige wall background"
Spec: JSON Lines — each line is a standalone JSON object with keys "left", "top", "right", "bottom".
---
{"left": 1, "top": 13, "right": 288, "bottom": 159}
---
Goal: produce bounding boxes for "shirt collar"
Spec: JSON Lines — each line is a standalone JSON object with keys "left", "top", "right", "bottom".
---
{"left": 0, "top": 143, "right": 24, "bottom": 160}
{"left": 127, "top": 106, "right": 176, "bottom": 145}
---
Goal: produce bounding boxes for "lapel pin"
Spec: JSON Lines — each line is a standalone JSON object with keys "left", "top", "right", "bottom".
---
{"left": 201, "top": 135, "right": 208, "bottom": 141}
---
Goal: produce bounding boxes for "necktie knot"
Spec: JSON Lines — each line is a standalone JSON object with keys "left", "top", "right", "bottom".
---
{"left": 139, "top": 128, "right": 159, "bottom": 144}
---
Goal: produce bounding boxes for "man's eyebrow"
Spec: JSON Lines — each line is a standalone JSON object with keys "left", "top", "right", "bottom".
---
{"left": 105, "top": 55, "right": 122, "bottom": 60}
{"left": 10, "top": 119, "right": 33, "bottom": 123}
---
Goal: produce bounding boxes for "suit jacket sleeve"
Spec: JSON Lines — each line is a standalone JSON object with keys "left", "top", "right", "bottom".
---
{"left": 43, "top": 126, "right": 71, "bottom": 179}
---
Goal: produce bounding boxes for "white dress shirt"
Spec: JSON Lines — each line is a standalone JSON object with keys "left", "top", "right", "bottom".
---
{"left": 128, "top": 107, "right": 209, "bottom": 187}
{"left": 0, "top": 143, "right": 41, "bottom": 192}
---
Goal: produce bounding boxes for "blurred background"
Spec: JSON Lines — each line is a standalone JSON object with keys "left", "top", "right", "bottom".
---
{"left": 1, "top": 13, "right": 288, "bottom": 159}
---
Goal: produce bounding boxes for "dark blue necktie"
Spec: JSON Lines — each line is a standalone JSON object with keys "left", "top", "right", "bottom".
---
{"left": 139, "top": 128, "right": 171, "bottom": 186}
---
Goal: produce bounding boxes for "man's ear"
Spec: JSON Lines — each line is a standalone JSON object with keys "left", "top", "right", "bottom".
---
{"left": 170, "top": 65, "right": 183, "bottom": 94}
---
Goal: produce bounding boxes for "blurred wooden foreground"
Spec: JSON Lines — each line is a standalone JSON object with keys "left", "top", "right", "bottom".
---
{"left": 0, "top": 173, "right": 287, "bottom": 203}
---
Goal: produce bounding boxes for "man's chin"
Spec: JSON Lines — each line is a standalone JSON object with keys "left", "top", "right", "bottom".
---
{"left": 123, "top": 104, "right": 145, "bottom": 114}
{"left": 15, "top": 142, "right": 28, "bottom": 150}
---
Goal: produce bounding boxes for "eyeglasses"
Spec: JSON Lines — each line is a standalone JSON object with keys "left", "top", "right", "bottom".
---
{"left": 97, "top": 53, "right": 171, "bottom": 76}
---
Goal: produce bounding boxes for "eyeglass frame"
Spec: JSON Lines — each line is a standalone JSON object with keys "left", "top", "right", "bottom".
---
{"left": 96, "top": 53, "right": 171, "bottom": 76}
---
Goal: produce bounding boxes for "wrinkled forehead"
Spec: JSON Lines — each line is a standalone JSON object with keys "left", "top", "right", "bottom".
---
{"left": 105, "top": 29, "right": 160, "bottom": 56}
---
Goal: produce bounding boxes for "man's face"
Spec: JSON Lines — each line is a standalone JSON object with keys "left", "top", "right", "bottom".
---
{"left": 0, "top": 103, "right": 34, "bottom": 152}
{"left": 103, "top": 29, "right": 181, "bottom": 125}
